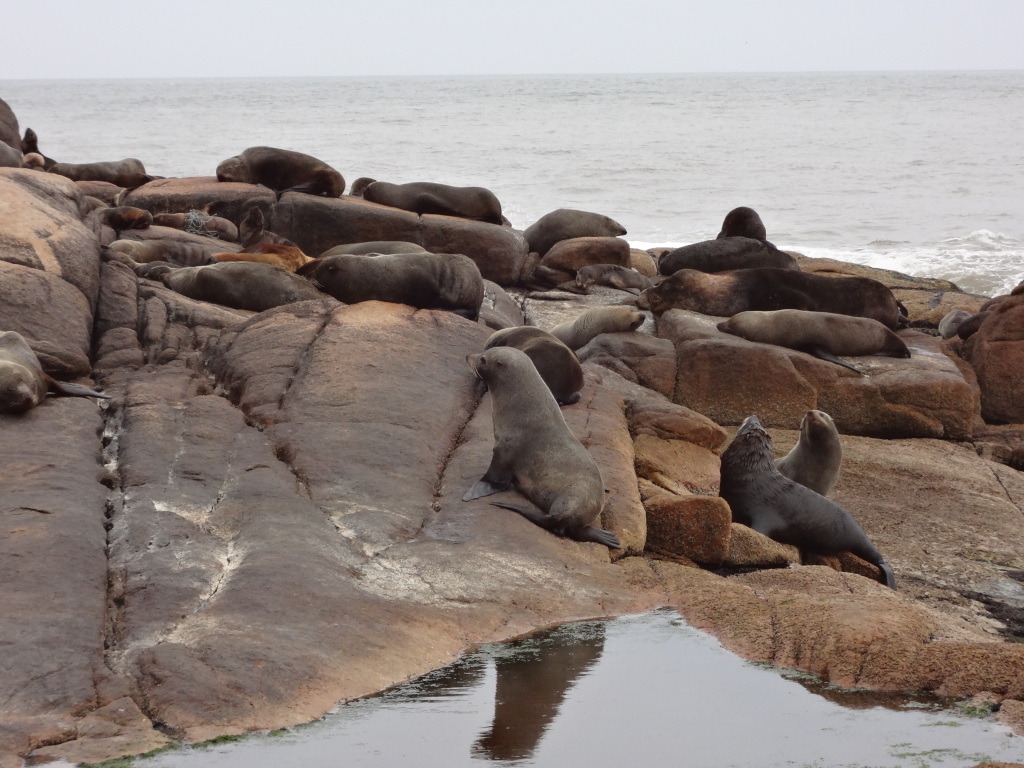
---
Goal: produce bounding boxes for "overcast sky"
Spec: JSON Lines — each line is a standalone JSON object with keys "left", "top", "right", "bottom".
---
{"left": 3, "top": 0, "right": 1023, "bottom": 79}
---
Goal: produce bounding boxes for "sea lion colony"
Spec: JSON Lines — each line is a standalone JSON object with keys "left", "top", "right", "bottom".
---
{"left": 1, "top": 98, "right": 1004, "bottom": 581}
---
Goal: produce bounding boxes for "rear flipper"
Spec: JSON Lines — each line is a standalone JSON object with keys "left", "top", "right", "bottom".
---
{"left": 45, "top": 375, "right": 111, "bottom": 400}
{"left": 573, "top": 525, "right": 622, "bottom": 549}
{"left": 490, "top": 501, "right": 621, "bottom": 549}
{"left": 805, "top": 346, "right": 863, "bottom": 375}
{"left": 878, "top": 560, "right": 896, "bottom": 590}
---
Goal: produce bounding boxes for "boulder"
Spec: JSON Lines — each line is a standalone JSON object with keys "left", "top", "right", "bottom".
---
{"left": 123, "top": 176, "right": 276, "bottom": 224}
{"left": 643, "top": 493, "right": 731, "bottom": 566}
{"left": 960, "top": 291, "right": 1024, "bottom": 423}
{"left": 576, "top": 331, "right": 677, "bottom": 398}
{"left": 722, "top": 523, "right": 800, "bottom": 568}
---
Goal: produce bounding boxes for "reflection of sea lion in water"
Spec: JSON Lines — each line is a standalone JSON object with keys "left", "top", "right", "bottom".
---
{"left": 463, "top": 347, "right": 621, "bottom": 548}
{"left": 298, "top": 252, "right": 484, "bottom": 319}
{"left": 549, "top": 306, "right": 646, "bottom": 351}
{"left": 658, "top": 237, "right": 798, "bottom": 275}
{"left": 775, "top": 410, "right": 843, "bottom": 497}
{"left": 575, "top": 264, "right": 653, "bottom": 294}
{"left": 362, "top": 180, "right": 503, "bottom": 224}
{"left": 720, "top": 414, "right": 895, "bottom": 588}
{"left": 717, "top": 206, "right": 768, "bottom": 240}
{"left": 639, "top": 268, "right": 907, "bottom": 330}
{"left": 216, "top": 146, "right": 345, "bottom": 197}
{"left": 0, "top": 331, "right": 110, "bottom": 414}
{"left": 159, "top": 261, "right": 324, "bottom": 312}
{"left": 716, "top": 309, "right": 910, "bottom": 372}
{"left": 485, "top": 327, "right": 583, "bottom": 406}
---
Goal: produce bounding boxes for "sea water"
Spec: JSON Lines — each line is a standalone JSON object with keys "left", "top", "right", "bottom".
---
{"left": 2, "top": 71, "right": 1022, "bottom": 295}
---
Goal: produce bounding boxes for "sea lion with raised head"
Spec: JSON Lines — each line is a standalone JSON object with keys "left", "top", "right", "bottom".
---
{"left": 719, "top": 414, "right": 895, "bottom": 588}
{"left": 549, "top": 306, "right": 646, "bottom": 351}
{"left": 716, "top": 309, "right": 910, "bottom": 372}
{"left": 463, "top": 346, "right": 620, "bottom": 548}
{"left": 484, "top": 326, "right": 584, "bottom": 406}
{"left": 47, "top": 158, "right": 153, "bottom": 188}
{"left": 298, "top": 252, "right": 484, "bottom": 319}
{"left": 362, "top": 180, "right": 503, "bottom": 225}
{"left": 574, "top": 264, "right": 653, "bottom": 295}
{"left": 717, "top": 206, "right": 768, "bottom": 240}
{"left": 0, "top": 331, "right": 110, "bottom": 414}
{"left": 159, "top": 261, "right": 324, "bottom": 312}
{"left": 774, "top": 409, "right": 843, "bottom": 497}
{"left": 237, "top": 205, "right": 296, "bottom": 248}
{"left": 20, "top": 128, "right": 56, "bottom": 170}
{"left": 638, "top": 268, "right": 907, "bottom": 330}
{"left": 216, "top": 146, "right": 345, "bottom": 197}
{"left": 658, "top": 238, "right": 798, "bottom": 275}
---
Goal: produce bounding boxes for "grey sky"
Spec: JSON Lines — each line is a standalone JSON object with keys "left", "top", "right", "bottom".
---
{"left": 4, "top": 0, "right": 1023, "bottom": 79}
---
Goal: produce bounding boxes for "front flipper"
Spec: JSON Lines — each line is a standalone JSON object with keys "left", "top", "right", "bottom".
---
{"left": 463, "top": 451, "right": 516, "bottom": 501}
{"left": 804, "top": 346, "right": 863, "bottom": 375}
{"left": 45, "top": 375, "right": 112, "bottom": 400}
{"left": 463, "top": 480, "right": 510, "bottom": 501}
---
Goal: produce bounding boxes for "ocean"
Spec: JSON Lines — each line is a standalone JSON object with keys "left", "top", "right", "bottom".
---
{"left": 2, "top": 71, "right": 1021, "bottom": 296}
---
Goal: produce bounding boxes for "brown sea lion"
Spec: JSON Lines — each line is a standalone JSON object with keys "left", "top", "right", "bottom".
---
{"left": 0, "top": 331, "right": 110, "bottom": 414}
{"left": 484, "top": 326, "right": 584, "bottom": 406}
{"left": 159, "top": 261, "right": 323, "bottom": 312}
{"left": 213, "top": 243, "right": 311, "bottom": 272}
{"left": 348, "top": 176, "right": 376, "bottom": 197}
{"left": 98, "top": 207, "right": 153, "bottom": 231}
{"left": 549, "top": 307, "right": 646, "bottom": 351}
{"left": 216, "top": 146, "right": 345, "bottom": 197}
{"left": 938, "top": 309, "right": 974, "bottom": 340}
{"left": 20, "top": 128, "right": 56, "bottom": 170}
{"left": 320, "top": 241, "right": 427, "bottom": 257}
{"left": 109, "top": 239, "right": 215, "bottom": 267}
{"left": 47, "top": 158, "right": 153, "bottom": 188}
{"left": 21, "top": 152, "right": 46, "bottom": 170}
{"left": 574, "top": 264, "right": 653, "bottom": 295}
{"left": 153, "top": 210, "right": 239, "bottom": 242}
{"left": 775, "top": 410, "right": 843, "bottom": 497}
{"left": 237, "top": 205, "right": 295, "bottom": 248}
{"left": 463, "top": 346, "right": 620, "bottom": 548}
{"left": 638, "top": 268, "right": 907, "bottom": 330}
{"left": 298, "top": 252, "right": 484, "bottom": 319}
{"left": 719, "top": 414, "right": 895, "bottom": 588}
{"left": 523, "top": 208, "right": 627, "bottom": 257}
{"left": 717, "top": 206, "right": 768, "bottom": 240}
{"left": 0, "top": 142, "right": 23, "bottom": 168}
{"left": 716, "top": 309, "right": 910, "bottom": 372}
{"left": 658, "top": 238, "right": 798, "bottom": 275}
{"left": 362, "top": 180, "right": 503, "bottom": 224}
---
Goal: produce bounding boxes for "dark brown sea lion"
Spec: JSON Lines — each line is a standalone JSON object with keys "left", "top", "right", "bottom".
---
{"left": 0, "top": 142, "right": 22, "bottom": 168}
{"left": 523, "top": 208, "right": 627, "bottom": 257}
{"left": 658, "top": 238, "right": 798, "bottom": 275}
{"left": 549, "top": 307, "right": 646, "bottom": 351}
{"left": 216, "top": 146, "right": 345, "bottom": 197}
{"left": 298, "top": 252, "right": 484, "bottom": 319}
{"left": 47, "top": 158, "right": 153, "bottom": 188}
{"left": 716, "top": 309, "right": 910, "bottom": 372}
{"left": 109, "top": 239, "right": 215, "bottom": 267}
{"left": 348, "top": 176, "right": 376, "bottom": 197}
{"left": 159, "top": 261, "right": 323, "bottom": 312}
{"left": 717, "top": 206, "right": 768, "bottom": 240}
{"left": 574, "top": 264, "right": 653, "bottom": 295}
{"left": 98, "top": 207, "right": 153, "bottom": 231}
{"left": 775, "top": 410, "right": 843, "bottom": 497}
{"left": 213, "top": 243, "right": 311, "bottom": 272}
{"left": 237, "top": 205, "right": 295, "bottom": 248}
{"left": 938, "top": 309, "right": 974, "bottom": 340}
{"left": 0, "top": 331, "right": 110, "bottom": 414}
{"left": 638, "top": 268, "right": 907, "bottom": 330}
{"left": 20, "top": 128, "right": 56, "bottom": 170}
{"left": 484, "top": 326, "right": 584, "bottom": 406}
{"left": 719, "top": 414, "right": 895, "bottom": 588}
{"left": 0, "top": 98, "right": 19, "bottom": 151}
{"left": 362, "top": 180, "right": 503, "bottom": 224}
{"left": 463, "top": 346, "right": 620, "bottom": 548}
{"left": 320, "top": 241, "right": 427, "bottom": 257}
{"left": 153, "top": 210, "right": 239, "bottom": 242}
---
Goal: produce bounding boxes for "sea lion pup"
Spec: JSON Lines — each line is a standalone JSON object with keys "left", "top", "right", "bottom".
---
{"left": 716, "top": 309, "right": 910, "bottom": 372}
{"left": 658, "top": 238, "right": 798, "bottom": 275}
{"left": 575, "top": 264, "right": 653, "bottom": 295}
{"left": 549, "top": 306, "right": 646, "bottom": 351}
{"left": 320, "top": 241, "right": 427, "bottom": 257}
{"left": 524, "top": 208, "right": 627, "bottom": 257}
{"left": 159, "top": 261, "right": 323, "bottom": 312}
{"left": 109, "top": 239, "right": 215, "bottom": 267}
{"left": 237, "top": 205, "right": 296, "bottom": 248}
{"left": 720, "top": 414, "right": 895, "bottom": 589}
{"left": 297, "top": 252, "right": 485, "bottom": 319}
{"left": 0, "top": 331, "right": 110, "bottom": 414}
{"left": 484, "top": 327, "right": 584, "bottom": 406}
{"left": 348, "top": 176, "right": 375, "bottom": 197}
{"left": 938, "top": 308, "right": 974, "bottom": 340}
{"left": 775, "top": 410, "right": 842, "bottom": 497}
{"left": 47, "top": 158, "right": 153, "bottom": 188}
{"left": 362, "top": 180, "right": 503, "bottom": 225}
{"left": 463, "top": 346, "right": 621, "bottom": 549}
{"left": 717, "top": 206, "right": 768, "bottom": 240}
{"left": 21, "top": 152, "right": 46, "bottom": 170}
{"left": 216, "top": 146, "right": 345, "bottom": 197}
{"left": 98, "top": 206, "right": 153, "bottom": 231}
{"left": 212, "top": 243, "right": 311, "bottom": 272}
{"left": 153, "top": 210, "right": 238, "bottom": 242}
{"left": 20, "top": 128, "right": 56, "bottom": 170}
{"left": 638, "top": 268, "right": 907, "bottom": 330}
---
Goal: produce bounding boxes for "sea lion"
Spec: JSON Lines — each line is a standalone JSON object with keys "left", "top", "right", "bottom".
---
{"left": 484, "top": 327, "right": 584, "bottom": 406}
{"left": 21, "top": 152, "right": 46, "bottom": 170}
{"left": 716, "top": 309, "right": 910, "bottom": 372}
{"left": 717, "top": 206, "right": 768, "bottom": 240}
{"left": 216, "top": 146, "right": 345, "bottom": 197}
{"left": 775, "top": 410, "right": 843, "bottom": 497}
{"left": 348, "top": 176, "right": 375, "bottom": 197}
{"left": 320, "top": 241, "right": 427, "bottom": 257}
{"left": 0, "top": 142, "right": 23, "bottom": 168}
{"left": 0, "top": 98, "right": 19, "bottom": 151}
{"left": 159, "top": 261, "right": 323, "bottom": 312}
{"left": 109, "top": 239, "right": 215, "bottom": 267}
{"left": 98, "top": 207, "right": 153, "bottom": 231}
{"left": 658, "top": 238, "right": 798, "bottom": 275}
{"left": 638, "top": 268, "right": 907, "bottom": 330}
{"left": 523, "top": 208, "right": 627, "bottom": 257}
{"left": 574, "top": 264, "right": 653, "bottom": 295}
{"left": 463, "top": 346, "right": 620, "bottom": 548}
{"left": 0, "top": 331, "right": 110, "bottom": 414}
{"left": 362, "top": 180, "right": 503, "bottom": 224}
{"left": 47, "top": 158, "right": 153, "bottom": 188}
{"left": 213, "top": 243, "right": 311, "bottom": 272}
{"left": 719, "top": 414, "right": 895, "bottom": 588}
{"left": 549, "top": 306, "right": 646, "bottom": 351}
{"left": 20, "top": 128, "right": 56, "bottom": 170}
{"left": 298, "top": 252, "right": 484, "bottom": 319}
{"left": 237, "top": 205, "right": 295, "bottom": 248}
{"left": 938, "top": 309, "right": 974, "bottom": 340}
{"left": 153, "top": 210, "right": 238, "bottom": 242}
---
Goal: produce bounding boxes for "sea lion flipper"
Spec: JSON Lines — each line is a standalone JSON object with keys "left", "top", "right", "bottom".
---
{"left": 44, "top": 375, "right": 111, "bottom": 400}
{"left": 878, "top": 561, "right": 897, "bottom": 590}
{"left": 575, "top": 525, "right": 622, "bottom": 549}
{"left": 806, "top": 346, "right": 863, "bottom": 374}
{"left": 463, "top": 480, "right": 508, "bottom": 501}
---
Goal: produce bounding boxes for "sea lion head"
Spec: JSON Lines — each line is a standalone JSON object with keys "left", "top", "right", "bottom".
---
{"left": 466, "top": 347, "right": 525, "bottom": 385}
{"left": 0, "top": 365, "right": 42, "bottom": 414}
{"left": 721, "top": 414, "right": 775, "bottom": 473}
{"left": 215, "top": 155, "right": 246, "bottom": 183}
{"left": 801, "top": 410, "right": 836, "bottom": 443}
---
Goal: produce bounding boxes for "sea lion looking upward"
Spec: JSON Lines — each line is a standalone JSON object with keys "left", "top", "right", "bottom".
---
{"left": 0, "top": 331, "right": 110, "bottom": 414}
{"left": 775, "top": 410, "right": 843, "bottom": 497}
{"left": 717, "top": 206, "right": 768, "bottom": 240}
{"left": 719, "top": 414, "right": 895, "bottom": 588}
{"left": 463, "top": 346, "right": 621, "bottom": 549}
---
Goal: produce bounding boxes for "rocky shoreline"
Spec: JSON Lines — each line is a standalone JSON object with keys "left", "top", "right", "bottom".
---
{"left": 1, "top": 164, "right": 1023, "bottom": 767}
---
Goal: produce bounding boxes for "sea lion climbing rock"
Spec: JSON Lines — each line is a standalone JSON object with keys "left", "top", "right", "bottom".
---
{"left": 484, "top": 326, "right": 584, "bottom": 406}
{"left": 0, "top": 331, "right": 109, "bottom": 414}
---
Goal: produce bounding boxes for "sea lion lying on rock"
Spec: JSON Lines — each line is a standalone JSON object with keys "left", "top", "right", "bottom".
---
{"left": 320, "top": 241, "right": 427, "bottom": 257}
{"left": 362, "top": 180, "right": 503, "bottom": 225}
{"left": 550, "top": 306, "right": 646, "bottom": 351}
{"left": 524, "top": 208, "right": 627, "bottom": 257}
{"left": 158, "top": 261, "right": 324, "bottom": 313}
{"left": 98, "top": 207, "right": 153, "bottom": 231}
{"left": 212, "top": 243, "right": 311, "bottom": 272}
{"left": 720, "top": 414, "right": 895, "bottom": 588}
{"left": 484, "top": 327, "right": 584, "bottom": 406}
{"left": 463, "top": 346, "right": 621, "bottom": 548}
{"left": 659, "top": 237, "right": 799, "bottom": 275}
{"left": 574, "top": 264, "right": 653, "bottom": 295}
{"left": 153, "top": 211, "right": 239, "bottom": 242}
{"left": 47, "top": 158, "right": 153, "bottom": 188}
{"left": 216, "top": 146, "right": 345, "bottom": 197}
{"left": 109, "top": 239, "right": 215, "bottom": 267}
{"left": 0, "top": 331, "right": 109, "bottom": 414}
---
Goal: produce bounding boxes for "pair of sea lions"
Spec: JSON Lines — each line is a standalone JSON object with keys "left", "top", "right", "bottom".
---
{"left": 0, "top": 331, "right": 109, "bottom": 414}
{"left": 484, "top": 327, "right": 583, "bottom": 406}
